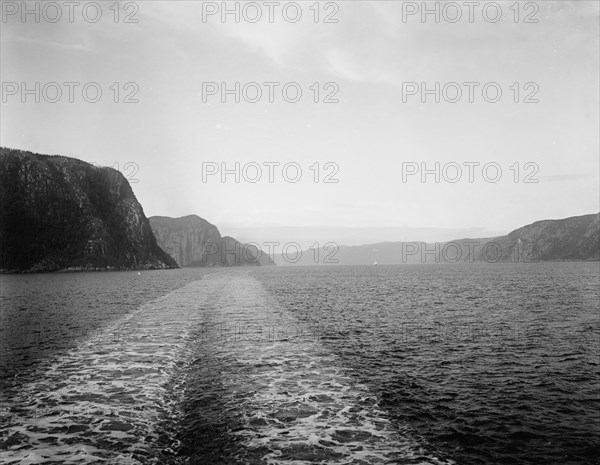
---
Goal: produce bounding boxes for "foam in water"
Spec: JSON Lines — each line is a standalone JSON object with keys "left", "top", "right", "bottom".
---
{"left": 1, "top": 270, "right": 451, "bottom": 464}
{"left": 180, "top": 271, "right": 451, "bottom": 464}
{"left": 1, "top": 280, "right": 208, "bottom": 464}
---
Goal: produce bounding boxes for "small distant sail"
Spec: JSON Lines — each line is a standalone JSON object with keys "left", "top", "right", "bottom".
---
{"left": 373, "top": 260, "right": 378, "bottom": 266}
{"left": 516, "top": 238, "right": 523, "bottom": 262}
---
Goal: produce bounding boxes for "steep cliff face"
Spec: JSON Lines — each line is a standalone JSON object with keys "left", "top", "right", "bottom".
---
{"left": 0, "top": 148, "right": 178, "bottom": 272}
{"left": 149, "top": 215, "right": 273, "bottom": 267}
{"left": 149, "top": 215, "right": 222, "bottom": 267}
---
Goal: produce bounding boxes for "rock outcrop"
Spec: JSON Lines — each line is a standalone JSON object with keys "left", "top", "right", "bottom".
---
{"left": 0, "top": 148, "right": 178, "bottom": 272}
{"left": 149, "top": 215, "right": 274, "bottom": 267}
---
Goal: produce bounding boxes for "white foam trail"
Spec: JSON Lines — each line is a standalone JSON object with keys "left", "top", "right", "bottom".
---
{"left": 1, "top": 279, "right": 208, "bottom": 464}
{"left": 189, "top": 271, "right": 451, "bottom": 464}
{"left": 1, "top": 270, "right": 452, "bottom": 464}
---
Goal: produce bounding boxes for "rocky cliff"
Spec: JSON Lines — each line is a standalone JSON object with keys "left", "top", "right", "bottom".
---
{"left": 149, "top": 215, "right": 274, "bottom": 267}
{"left": 0, "top": 148, "right": 178, "bottom": 272}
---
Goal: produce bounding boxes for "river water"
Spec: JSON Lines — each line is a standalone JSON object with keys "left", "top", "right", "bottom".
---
{"left": 1, "top": 263, "right": 598, "bottom": 464}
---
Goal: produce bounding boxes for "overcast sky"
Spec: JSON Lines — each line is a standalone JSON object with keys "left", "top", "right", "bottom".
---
{"left": 1, "top": 1, "right": 598, "bottom": 247}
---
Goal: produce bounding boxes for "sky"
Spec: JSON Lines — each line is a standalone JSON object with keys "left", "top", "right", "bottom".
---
{"left": 1, "top": 0, "right": 599, "bottom": 248}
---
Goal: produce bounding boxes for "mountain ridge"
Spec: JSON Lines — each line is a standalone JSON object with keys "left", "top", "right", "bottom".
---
{"left": 1, "top": 148, "right": 596, "bottom": 270}
{"left": 274, "top": 213, "right": 600, "bottom": 266}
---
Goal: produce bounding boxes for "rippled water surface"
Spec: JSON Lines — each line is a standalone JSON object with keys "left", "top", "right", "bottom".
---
{"left": 1, "top": 263, "right": 599, "bottom": 464}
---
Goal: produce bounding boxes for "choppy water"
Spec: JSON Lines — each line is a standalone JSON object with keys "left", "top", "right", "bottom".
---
{"left": 1, "top": 264, "right": 599, "bottom": 464}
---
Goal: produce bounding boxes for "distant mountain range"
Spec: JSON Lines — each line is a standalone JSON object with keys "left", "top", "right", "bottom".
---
{"left": 0, "top": 148, "right": 177, "bottom": 272}
{"left": 149, "top": 215, "right": 273, "bottom": 267}
{"left": 1, "top": 148, "right": 597, "bottom": 272}
{"left": 274, "top": 213, "right": 600, "bottom": 266}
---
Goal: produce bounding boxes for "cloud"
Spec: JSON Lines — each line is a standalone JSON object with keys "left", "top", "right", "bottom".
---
{"left": 2, "top": 36, "right": 92, "bottom": 52}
